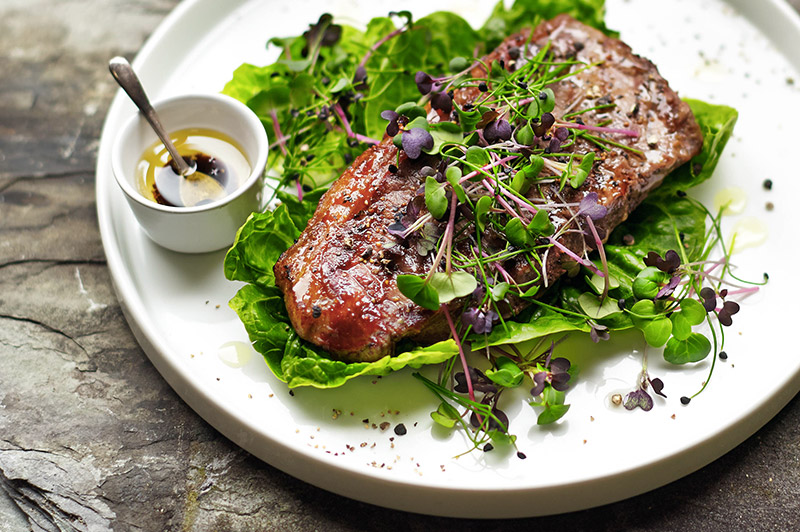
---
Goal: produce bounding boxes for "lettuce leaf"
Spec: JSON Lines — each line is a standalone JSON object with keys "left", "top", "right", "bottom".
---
{"left": 230, "top": 282, "right": 457, "bottom": 388}
{"left": 224, "top": 204, "right": 302, "bottom": 288}
{"left": 473, "top": 303, "right": 591, "bottom": 348}
{"left": 363, "top": 12, "right": 480, "bottom": 140}
{"left": 281, "top": 336, "right": 457, "bottom": 389}
{"left": 481, "top": 0, "right": 612, "bottom": 44}
{"left": 225, "top": 204, "right": 458, "bottom": 388}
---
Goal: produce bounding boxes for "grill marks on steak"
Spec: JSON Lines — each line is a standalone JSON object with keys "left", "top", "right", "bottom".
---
{"left": 275, "top": 15, "right": 704, "bottom": 362}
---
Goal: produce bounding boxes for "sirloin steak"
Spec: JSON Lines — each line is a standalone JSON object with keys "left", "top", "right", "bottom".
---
{"left": 274, "top": 14, "right": 704, "bottom": 362}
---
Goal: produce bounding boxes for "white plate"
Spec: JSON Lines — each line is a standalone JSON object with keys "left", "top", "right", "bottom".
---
{"left": 96, "top": 0, "right": 800, "bottom": 518}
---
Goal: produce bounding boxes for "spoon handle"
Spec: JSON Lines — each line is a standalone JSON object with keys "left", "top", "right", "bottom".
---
{"left": 108, "top": 57, "right": 192, "bottom": 176}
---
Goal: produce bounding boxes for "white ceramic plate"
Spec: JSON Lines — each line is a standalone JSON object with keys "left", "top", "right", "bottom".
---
{"left": 96, "top": 0, "right": 800, "bottom": 518}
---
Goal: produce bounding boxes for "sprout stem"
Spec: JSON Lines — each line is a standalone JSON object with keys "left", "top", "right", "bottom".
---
{"left": 559, "top": 121, "right": 639, "bottom": 137}
{"left": 584, "top": 215, "right": 610, "bottom": 300}
{"left": 442, "top": 304, "right": 475, "bottom": 403}
{"left": 488, "top": 183, "right": 527, "bottom": 222}
{"left": 401, "top": 212, "right": 433, "bottom": 239}
{"left": 479, "top": 173, "right": 540, "bottom": 215}
{"left": 359, "top": 25, "right": 408, "bottom": 69}
{"left": 547, "top": 236, "right": 604, "bottom": 276}
{"left": 459, "top": 155, "right": 518, "bottom": 183}
{"left": 445, "top": 189, "right": 458, "bottom": 274}
{"left": 270, "top": 109, "right": 288, "bottom": 156}
{"left": 333, "top": 104, "right": 381, "bottom": 145}
{"left": 426, "top": 195, "right": 457, "bottom": 281}
{"left": 723, "top": 287, "right": 759, "bottom": 297}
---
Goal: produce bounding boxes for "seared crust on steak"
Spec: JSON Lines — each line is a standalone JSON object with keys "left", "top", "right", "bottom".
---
{"left": 275, "top": 15, "right": 704, "bottom": 362}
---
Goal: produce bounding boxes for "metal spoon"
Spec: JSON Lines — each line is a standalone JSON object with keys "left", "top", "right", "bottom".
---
{"left": 109, "top": 57, "right": 225, "bottom": 207}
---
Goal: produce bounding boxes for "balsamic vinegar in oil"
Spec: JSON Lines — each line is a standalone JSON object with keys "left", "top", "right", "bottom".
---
{"left": 135, "top": 127, "right": 251, "bottom": 207}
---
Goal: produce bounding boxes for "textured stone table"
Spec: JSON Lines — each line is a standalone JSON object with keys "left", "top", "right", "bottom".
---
{"left": 1, "top": 1, "right": 799, "bottom": 530}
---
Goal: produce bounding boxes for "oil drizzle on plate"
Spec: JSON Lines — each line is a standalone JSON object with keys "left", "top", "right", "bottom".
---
{"left": 713, "top": 187, "right": 747, "bottom": 215}
{"left": 218, "top": 341, "right": 252, "bottom": 368}
{"left": 730, "top": 217, "right": 768, "bottom": 253}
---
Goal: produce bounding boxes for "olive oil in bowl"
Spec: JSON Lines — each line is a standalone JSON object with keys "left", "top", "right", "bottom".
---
{"left": 136, "top": 127, "right": 251, "bottom": 207}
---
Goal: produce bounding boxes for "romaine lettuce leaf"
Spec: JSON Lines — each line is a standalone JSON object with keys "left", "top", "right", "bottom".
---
{"left": 224, "top": 204, "right": 302, "bottom": 288}
{"left": 481, "top": 0, "right": 612, "bottom": 48}
{"left": 225, "top": 206, "right": 458, "bottom": 388}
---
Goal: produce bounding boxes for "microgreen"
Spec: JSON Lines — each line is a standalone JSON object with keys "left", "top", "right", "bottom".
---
{"left": 429, "top": 272, "right": 478, "bottom": 304}
{"left": 486, "top": 356, "right": 524, "bottom": 388}
{"left": 483, "top": 119, "right": 513, "bottom": 143}
{"left": 424, "top": 176, "right": 448, "bottom": 219}
{"left": 624, "top": 389, "right": 653, "bottom": 411}
{"left": 402, "top": 127, "right": 434, "bottom": 159}
{"left": 663, "top": 333, "right": 712, "bottom": 364}
{"left": 396, "top": 274, "right": 439, "bottom": 310}
{"left": 463, "top": 307, "right": 499, "bottom": 334}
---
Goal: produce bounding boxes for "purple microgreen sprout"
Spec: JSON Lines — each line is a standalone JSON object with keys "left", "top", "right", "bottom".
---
{"left": 415, "top": 71, "right": 434, "bottom": 95}
{"left": 386, "top": 220, "right": 407, "bottom": 237}
{"left": 530, "top": 355, "right": 571, "bottom": 396}
{"left": 718, "top": 300, "right": 740, "bottom": 326}
{"left": 655, "top": 274, "right": 681, "bottom": 299}
{"left": 577, "top": 192, "right": 608, "bottom": 221}
{"left": 532, "top": 112, "right": 555, "bottom": 137}
{"left": 431, "top": 91, "right": 453, "bottom": 114}
{"left": 649, "top": 377, "right": 667, "bottom": 398}
{"left": 303, "top": 13, "right": 341, "bottom": 48}
{"left": 303, "top": 14, "right": 342, "bottom": 74}
{"left": 462, "top": 307, "right": 499, "bottom": 335}
{"left": 589, "top": 322, "right": 610, "bottom": 342}
{"left": 548, "top": 357, "right": 571, "bottom": 391}
{"left": 623, "top": 388, "right": 654, "bottom": 411}
{"left": 700, "top": 286, "right": 717, "bottom": 312}
{"left": 402, "top": 127, "right": 434, "bottom": 159}
{"left": 353, "top": 65, "right": 367, "bottom": 84}
{"left": 483, "top": 119, "right": 512, "bottom": 144}
{"left": 454, "top": 367, "right": 497, "bottom": 395}
{"left": 644, "top": 249, "right": 681, "bottom": 274}
{"left": 546, "top": 127, "right": 570, "bottom": 153}
{"left": 380, "top": 110, "right": 400, "bottom": 137}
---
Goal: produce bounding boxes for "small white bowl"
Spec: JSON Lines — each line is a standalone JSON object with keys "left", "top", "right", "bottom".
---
{"left": 111, "top": 93, "right": 268, "bottom": 253}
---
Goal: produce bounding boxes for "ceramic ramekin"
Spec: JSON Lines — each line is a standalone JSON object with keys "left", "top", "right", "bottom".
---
{"left": 111, "top": 93, "right": 268, "bottom": 253}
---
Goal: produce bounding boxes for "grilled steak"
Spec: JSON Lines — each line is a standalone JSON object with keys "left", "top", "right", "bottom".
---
{"left": 274, "top": 14, "right": 704, "bottom": 362}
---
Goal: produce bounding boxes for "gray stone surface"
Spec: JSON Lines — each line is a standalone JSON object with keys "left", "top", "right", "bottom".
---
{"left": 1, "top": 1, "right": 799, "bottom": 530}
